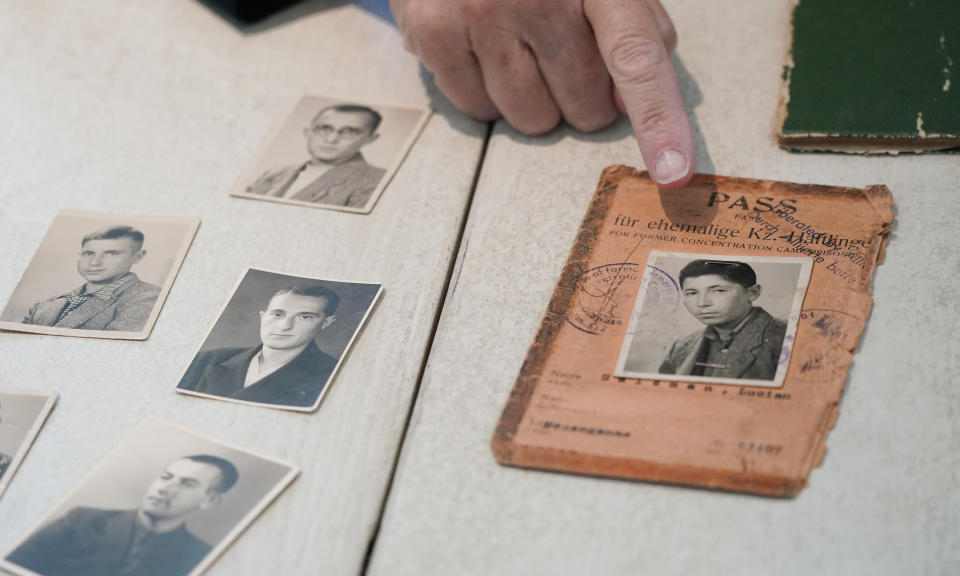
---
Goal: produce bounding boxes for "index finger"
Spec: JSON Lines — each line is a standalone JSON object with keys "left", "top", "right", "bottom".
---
{"left": 585, "top": 0, "right": 694, "bottom": 188}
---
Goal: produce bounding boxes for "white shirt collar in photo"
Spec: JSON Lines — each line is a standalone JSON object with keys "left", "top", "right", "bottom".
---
{"left": 243, "top": 347, "right": 303, "bottom": 387}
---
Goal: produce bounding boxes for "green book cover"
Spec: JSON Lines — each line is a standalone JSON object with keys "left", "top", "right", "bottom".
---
{"left": 778, "top": 0, "right": 958, "bottom": 152}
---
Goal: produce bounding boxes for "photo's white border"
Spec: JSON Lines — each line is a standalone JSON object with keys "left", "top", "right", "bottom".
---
{"left": 0, "top": 388, "right": 57, "bottom": 500}
{"left": 0, "top": 415, "right": 300, "bottom": 576}
{"left": 174, "top": 266, "right": 383, "bottom": 413}
{"left": 0, "top": 210, "right": 200, "bottom": 341}
{"left": 229, "top": 93, "right": 432, "bottom": 214}
{"left": 613, "top": 251, "right": 813, "bottom": 388}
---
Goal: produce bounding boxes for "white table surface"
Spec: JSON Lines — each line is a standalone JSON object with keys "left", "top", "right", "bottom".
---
{"left": 2, "top": 1, "right": 959, "bottom": 576}
{"left": 367, "top": 1, "right": 960, "bottom": 575}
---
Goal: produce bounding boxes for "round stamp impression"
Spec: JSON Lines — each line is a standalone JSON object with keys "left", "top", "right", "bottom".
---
{"left": 639, "top": 264, "right": 680, "bottom": 311}
{"left": 799, "top": 308, "right": 862, "bottom": 343}
{"left": 566, "top": 262, "right": 642, "bottom": 335}
{"left": 791, "top": 308, "right": 864, "bottom": 375}
{"left": 566, "top": 262, "right": 666, "bottom": 336}
{"left": 622, "top": 264, "right": 681, "bottom": 336}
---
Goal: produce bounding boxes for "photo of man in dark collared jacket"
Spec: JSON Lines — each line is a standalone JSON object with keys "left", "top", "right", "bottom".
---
{"left": 177, "top": 284, "right": 339, "bottom": 409}
{"left": 659, "top": 259, "right": 787, "bottom": 381}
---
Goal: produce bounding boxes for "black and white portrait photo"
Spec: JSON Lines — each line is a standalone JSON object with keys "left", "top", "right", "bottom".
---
{"left": 230, "top": 94, "right": 430, "bottom": 213}
{"left": 0, "top": 389, "right": 57, "bottom": 499}
{"left": 0, "top": 211, "right": 200, "bottom": 340}
{"left": 1, "top": 416, "right": 298, "bottom": 576}
{"left": 615, "top": 252, "right": 812, "bottom": 387}
{"left": 176, "top": 268, "right": 382, "bottom": 412}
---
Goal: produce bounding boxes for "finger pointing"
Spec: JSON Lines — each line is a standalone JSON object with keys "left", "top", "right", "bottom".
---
{"left": 585, "top": 0, "right": 695, "bottom": 188}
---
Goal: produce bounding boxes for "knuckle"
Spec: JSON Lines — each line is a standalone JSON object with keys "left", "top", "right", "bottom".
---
{"left": 410, "top": 26, "right": 455, "bottom": 59}
{"left": 660, "top": 26, "right": 679, "bottom": 54}
{"left": 606, "top": 33, "right": 667, "bottom": 84}
{"left": 518, "top": 0, "right": 561, "bottom": 19}
{"left": 567, "top": 107, "right": 619, "bottom": 133}
{"left": 403, "top": 3, "right": 451, "bottom": 49}
{"left": 430, "top": 77, "right": 499, "bottom": 120}
{"left": 465, "top": 106, "right": 501, "bottom": 122}
{"left": 459, "top": 0, "right": 499, "bottom": 23}
{"left": 412, "top": 28, "right": 447, "bottom": 58}
{"left": 555, "top": 72, "right": 619, "bottom": 132}
{"left": 634, "top": 101, "right": 675, "bottom": 136}
{"left": 512, "top": 110, "right": 562, "bottom": 136}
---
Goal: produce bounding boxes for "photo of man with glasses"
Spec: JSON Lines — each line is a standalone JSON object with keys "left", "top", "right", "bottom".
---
{"left": 21, "top": 226, "right": 160, "bottom": 332}
{"left": 245, "top": 104, "right": 387, "bottom": 208}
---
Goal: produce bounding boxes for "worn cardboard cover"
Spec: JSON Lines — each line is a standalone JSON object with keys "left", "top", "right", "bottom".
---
{"left": 492, "top": 166, "right": 894, "bottom": 497}
{"left": 777, "top": 0, "right": 959, "bottom": 153}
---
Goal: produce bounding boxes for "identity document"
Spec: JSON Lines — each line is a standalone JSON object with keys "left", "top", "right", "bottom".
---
{"left": 492, "top": 166, "right": 894, "bottom": 496}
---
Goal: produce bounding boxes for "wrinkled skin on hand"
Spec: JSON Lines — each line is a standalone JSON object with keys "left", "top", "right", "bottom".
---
{"left": 390, "top": 0, "right": 695, "bottom": 187}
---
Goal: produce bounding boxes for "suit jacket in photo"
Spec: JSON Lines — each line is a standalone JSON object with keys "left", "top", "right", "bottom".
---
{"left": 22, "top": 275, "right": 160, "bottom": 332}
{"left": 177, "top": 341, "right": 338, "bottom": 408}
{"left": 6, "top": 507, "right": 210, "bottom": 576}
{"left": 658, "top": 307, "right": 787, "bottom": 380}
{"left": 245, "top": 154, "right": 386, "bottom": 209}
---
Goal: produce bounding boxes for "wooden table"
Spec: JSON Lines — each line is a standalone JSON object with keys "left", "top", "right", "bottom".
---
{"left": 1, "top": 1, "right": 957, "bottom": 575}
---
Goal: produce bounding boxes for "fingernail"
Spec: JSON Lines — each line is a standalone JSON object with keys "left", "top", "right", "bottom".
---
{"left": 653, "top": 148, "right": 689, "bottom": 185}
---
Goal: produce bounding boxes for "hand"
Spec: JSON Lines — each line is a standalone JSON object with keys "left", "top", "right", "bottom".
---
{"left": 390, "top": 0, "right": 695, "bottom": 188}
